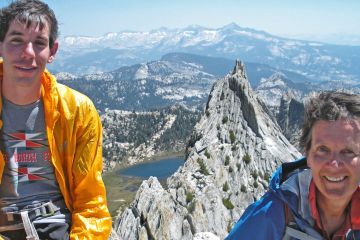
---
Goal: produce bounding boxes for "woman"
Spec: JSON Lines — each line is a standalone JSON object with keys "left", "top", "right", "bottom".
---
{"left": 226, "top": 92, "right": 360, "bottom": 240}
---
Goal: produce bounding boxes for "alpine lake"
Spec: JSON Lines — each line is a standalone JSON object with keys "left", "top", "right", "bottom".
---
{"left": 103, "top": 154, "right": 184, "bottom": 218}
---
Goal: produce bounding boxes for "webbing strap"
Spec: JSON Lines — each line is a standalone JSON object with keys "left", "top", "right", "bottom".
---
{"left": 20, "top": 211, "right": 40, "bottom": 240}
{"left": 283, "top": 226, "right": 319, "bottom": 240}
{"left": 0, "top": 223, "right": 24, "bottom": 232}
{"left": 1, "top": 201, "right": 59, "bottom": 223}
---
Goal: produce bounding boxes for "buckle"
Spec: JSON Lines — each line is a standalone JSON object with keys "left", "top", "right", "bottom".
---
{"left": 40, "top": 202, "right": 55, "bottom": 217}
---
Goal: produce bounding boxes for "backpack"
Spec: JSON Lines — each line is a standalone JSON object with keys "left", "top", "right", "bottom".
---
{"left": 282, "top": 204, "right": 320, "bottom": 240}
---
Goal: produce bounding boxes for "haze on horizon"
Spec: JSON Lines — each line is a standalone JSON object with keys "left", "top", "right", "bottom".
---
{"left": 1, "top": 0, "right": 359, "bottom": 45}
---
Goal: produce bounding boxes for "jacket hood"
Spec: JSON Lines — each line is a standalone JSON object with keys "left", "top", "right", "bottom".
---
{"left": 269, "top": 157, "right": 317, "bottom": 231}
{"left": 269, "top": 157, "right": 308, "bottom": 191}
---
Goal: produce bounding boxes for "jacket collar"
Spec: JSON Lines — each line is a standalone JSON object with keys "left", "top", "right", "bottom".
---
{"left": 0, "top": 60, "right": 3, "bottom": 129}
{"left": 269, "top": 157, "right": 308, "bottom": 190}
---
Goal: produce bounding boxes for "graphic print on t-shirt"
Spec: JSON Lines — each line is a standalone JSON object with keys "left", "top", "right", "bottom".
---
{"left": 1, "top": 130, "right": 53, "bottom": 186}
{"left": 4, "top": 131, "right": 49, "bottom": 150}
{"left": 17, "top": 167, "right": 48, "bottom": 182}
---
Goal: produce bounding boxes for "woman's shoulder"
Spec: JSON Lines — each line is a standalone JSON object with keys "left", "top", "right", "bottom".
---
{"left": 226, "top": 191, "right": 286, "bottom": 240}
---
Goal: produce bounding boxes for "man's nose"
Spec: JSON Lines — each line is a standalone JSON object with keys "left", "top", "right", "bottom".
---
{"left": 22, "top": 42, "right": 35, "bottom": 58}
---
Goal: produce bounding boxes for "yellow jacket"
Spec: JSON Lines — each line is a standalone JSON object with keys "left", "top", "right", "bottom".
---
{"left": 0, "top": 61, "right": 112, "bottom": 239}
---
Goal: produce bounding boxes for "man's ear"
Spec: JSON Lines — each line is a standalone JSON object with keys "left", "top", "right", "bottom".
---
{"left": 47, "top": 40, "right": 58, "bottom": 63}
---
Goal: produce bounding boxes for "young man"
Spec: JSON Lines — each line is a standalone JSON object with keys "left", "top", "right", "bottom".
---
{"left": 0, "top": 1, "right": 111, "bottom": 239}
{"left": 226, "top": 92, "right": 360, "bottom": 239}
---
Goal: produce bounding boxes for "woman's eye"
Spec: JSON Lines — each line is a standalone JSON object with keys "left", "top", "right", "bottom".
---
{"left": 317, "top": 146, "right": 329, "bottom": 153}
{"left": 315, "top": 146, "right": 330, "bottom": 156}
{"left": 341, "top": 149, "right": 356, "bottom": 157}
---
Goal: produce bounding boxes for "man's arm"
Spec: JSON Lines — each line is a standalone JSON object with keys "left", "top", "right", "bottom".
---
{"left": 69, "top": 101, "right": 112, "bottom": 239}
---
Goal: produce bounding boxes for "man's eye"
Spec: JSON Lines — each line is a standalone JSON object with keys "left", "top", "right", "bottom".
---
{"left": 10, "top": 38, "right": 23, "bottom": 44}
{"left": 34, "top": 41, "right": 47, "bottom": 47}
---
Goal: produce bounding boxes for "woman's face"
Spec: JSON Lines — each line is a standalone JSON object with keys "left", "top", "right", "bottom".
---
{"left": 307, "top": 119, "right": 360, "bottom": 203}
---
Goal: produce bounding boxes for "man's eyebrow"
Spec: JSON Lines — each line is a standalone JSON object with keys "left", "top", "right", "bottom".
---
{"left": 35, "top": 35, "right": 49, "bottom": 42}
{"left": 7, "top": 30, "right": 49, "bottom": 42}
{"left": 7, "top": 30, "right": 23, "bottom": 37}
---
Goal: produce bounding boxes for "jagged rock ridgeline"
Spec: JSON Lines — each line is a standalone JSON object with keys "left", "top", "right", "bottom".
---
{"left": 113, "top": 60, "right": 301, "bottom": 239}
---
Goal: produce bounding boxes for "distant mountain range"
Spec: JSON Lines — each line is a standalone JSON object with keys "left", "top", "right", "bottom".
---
{"left": 56, "top": 52, "right": 308, "bottom": 111}
{"left": 57, "top": 52, "right": 360, "bottom": 113}
{"left": 51, "top": 23, "right": 360, "bottom": 83}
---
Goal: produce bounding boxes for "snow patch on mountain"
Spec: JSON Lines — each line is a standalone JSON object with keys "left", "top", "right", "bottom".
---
{"left": 292, "top": 53, "right": 309, "bottom": 65}
{"left": 255, "top": 72, "right": 303, "bottom": 108}
{"left": 269, "top": 45, "right": 286, "bottom": 57}
{"left": 135, "top": 64, "right": 149, "bottom": 80}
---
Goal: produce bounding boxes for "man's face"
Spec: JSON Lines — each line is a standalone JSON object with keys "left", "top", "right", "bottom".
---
{"left": 307, "top": 119, "right": 360, "bottom": 202}
{"left": 0, "top": 20, "right": 58, "bottom": 88}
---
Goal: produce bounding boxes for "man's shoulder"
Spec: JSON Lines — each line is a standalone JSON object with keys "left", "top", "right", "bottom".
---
{"left": 51, "top": 83, "right": 99, "bottom": 122}
{"left": 56, "top": 83, "right": 96, "bottom": 110}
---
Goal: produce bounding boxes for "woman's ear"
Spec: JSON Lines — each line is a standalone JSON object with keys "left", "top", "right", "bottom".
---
{"left": 306, "top": 151, "right": 312, "bottom": 168}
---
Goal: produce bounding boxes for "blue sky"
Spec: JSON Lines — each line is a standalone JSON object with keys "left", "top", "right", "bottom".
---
{"left": 1, "top": 0, "right": 359, "bottom": 42}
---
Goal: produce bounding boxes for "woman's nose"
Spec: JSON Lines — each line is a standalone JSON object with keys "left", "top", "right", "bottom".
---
{"left": 328, "top": 152, "right": 342, "bottom": 167}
